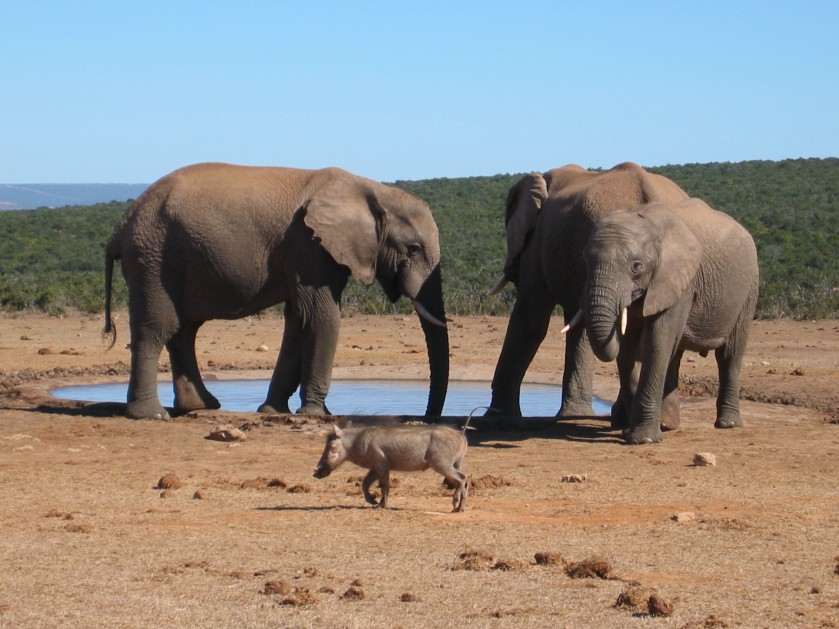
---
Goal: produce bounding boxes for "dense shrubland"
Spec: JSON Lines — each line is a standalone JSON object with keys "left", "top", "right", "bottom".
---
{"left": 1, "top": 158, "right": 836, "bottom": 319}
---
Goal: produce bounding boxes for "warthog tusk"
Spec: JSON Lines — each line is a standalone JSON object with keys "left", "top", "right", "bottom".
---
{"left": 620, "top": 308, "right": 628, "bottom": 336}
{"left": 413, "top": 300, "right": 447, "bottom": 328}
{"left": 488, "top": 275, "right": 509, "bottom": 296}
{"left": 560, "top": 309, "right": 584, "bottom": 334}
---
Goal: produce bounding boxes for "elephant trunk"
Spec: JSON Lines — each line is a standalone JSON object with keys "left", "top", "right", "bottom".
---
{"left": 584, "top": 276, "right": 623, "bottom": 363}
{"left": 414, "top": 265, "right": 449, "bottom": 416}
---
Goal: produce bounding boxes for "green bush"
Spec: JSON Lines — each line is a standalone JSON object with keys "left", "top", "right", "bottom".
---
{"left": 1, "top": 158, "right": 837, "bottom": 319}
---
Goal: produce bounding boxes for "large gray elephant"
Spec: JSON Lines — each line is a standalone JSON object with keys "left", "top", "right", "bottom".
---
{"left": 579, "top": 198, "right": 759, "bottom": 444}
{"left": 103, "top": 162, "right": 449, "bottom": 420}
{"left": 488, "top": 162, "right": 689, "bottom": 418}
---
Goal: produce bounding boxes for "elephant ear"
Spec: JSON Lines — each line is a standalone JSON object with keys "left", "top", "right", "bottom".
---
{"left": 303, "top": 175, "right": 386, "bottom": 285}
{"left": 642, "top": 206, "right": 703, "bottom": 317}
{"left": 503, "top": 172, "right": 548, "bottom": 278}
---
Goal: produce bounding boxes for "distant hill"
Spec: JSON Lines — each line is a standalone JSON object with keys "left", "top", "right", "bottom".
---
{"left": 0, "top": 183, "right": 149, "bottom": 210}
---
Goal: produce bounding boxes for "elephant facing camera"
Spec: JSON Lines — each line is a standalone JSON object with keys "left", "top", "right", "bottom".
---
{"left": 581, "top": 199, "right": 759, "bottom": 444}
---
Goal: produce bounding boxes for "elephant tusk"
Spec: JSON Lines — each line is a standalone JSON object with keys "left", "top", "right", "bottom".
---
{"left": 413, "top": 300, "right": 447, "bottom": 328}
{"left": 620, "top": 308, "right": 628, "bottom": 336}
{"left": 560, "top": 309, "right": 584, "bottom": 334}
{"left": 488, "top": 275, "right": 509, "bottom": 296}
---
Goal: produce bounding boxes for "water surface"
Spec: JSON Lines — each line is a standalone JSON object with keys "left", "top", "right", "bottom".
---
{"left": 52, "top": 379, "right": 611, "bottom": 416}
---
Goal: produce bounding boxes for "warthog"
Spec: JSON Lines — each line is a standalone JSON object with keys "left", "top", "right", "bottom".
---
{"left": 313, "top": 417, "right": 474, "bottom": 512}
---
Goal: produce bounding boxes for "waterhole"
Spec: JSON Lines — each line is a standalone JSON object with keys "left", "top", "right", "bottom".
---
{"left": 52, "top": 379, "right": 612, "bottom": 416}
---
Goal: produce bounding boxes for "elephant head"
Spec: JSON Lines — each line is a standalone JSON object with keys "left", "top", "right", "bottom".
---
{"left": 582, "top": 204, "right": 702, "bottom": 362}
{"left": 303, "top": 173, "right": 449, "bottom": 415}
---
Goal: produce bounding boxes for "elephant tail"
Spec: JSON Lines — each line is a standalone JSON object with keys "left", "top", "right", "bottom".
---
{"left": 102, "top": 233, "right": 120, "bottom": 350}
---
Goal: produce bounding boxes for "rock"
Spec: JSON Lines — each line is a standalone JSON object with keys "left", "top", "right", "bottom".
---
{"left": 262, "top": 580, "right": 292, "bottom": 596}
{"left": 156, "top": 473, "right": 182, "bottom": 489}
{"left": 615, "top": 586, "right": 659, "bottom": 611}
{"left": 671, "top": 511, "right": 697, "bottom": 523}
{"left": 565, "top": 557, "right": 615, "bottom": 580}
{"left": 534, "top": 551, "right": 565, "bottom": 566}
{"left": 648, "top": 592, "right": 674, "bottom": 617}
{"left": 692, "top": 452, "right": 717, "bottom": 467}
{"left": 560, "top": 473, "right": 587, "bottom": 483}
{"left": 341, "top": 587, "right": 365, "bottom": 601}
{"left": 207, "top": 425, "right": 246, "bottom": 442}
{"left": 256, "top": 344, "right": 269, "bottom": 352}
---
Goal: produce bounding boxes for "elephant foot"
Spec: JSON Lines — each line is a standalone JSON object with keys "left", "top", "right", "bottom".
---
{"left": 557, "top": 401, "right": 595, "bottom": 418}
{"left": 660, "top": 404, "right": 681, "bottom": 431}
{"left": 126, "top": 397, "right": 170, "bottom": 420}
{"left": 610, "top": 404, "right": 629, "bottom": 430}
{"left": 175, "top": 393, "right": 221, "bottom": 414}
{"left": 661, "top": 391, "right": 681, "bottom": 431}
{"left": 296, "top": 402, "right": 331, "bottom": 416}
{"left": 623, "top": 425, "right": 663, "bottom": 444}
{"left": 484, "top": 403, "right": 521, "bottom": 417}
{"left": 714, "top": 413, "right": 743, "bottom": 429}
{"left": 173, "top": 381, "right": 220, "bottom": 414}
{"left": 258, "top": 401, "right": 291, "bottom": 414}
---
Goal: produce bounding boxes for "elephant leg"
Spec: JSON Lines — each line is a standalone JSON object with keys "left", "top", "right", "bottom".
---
{"left": 296, "top": 290, "right": 341, "bottom": 415}
{"left": 611, "top": 326, "right": 641, "bottom": 429}
{"left": 489, "top": 295, "right": 553, "bottom": 418}
{"left": 260, "top": 304, "right": 302, "bottom": 414}
{"left": 166, "top": 321, "right": 220, "bottom": 414}
{"left": 558, "top": 326, "right": 595, "bottom": 417}
{"left": 714, "top": 343, "right": 745, "bottom": 429}
{"left": 126, "top": 322, "right": 169, "bottom": 420}
{"left": 661, "top": 350, "right": 683, "bottom": 431}
{"left": 624, "top": 304, "right": 690, "bottom": 444}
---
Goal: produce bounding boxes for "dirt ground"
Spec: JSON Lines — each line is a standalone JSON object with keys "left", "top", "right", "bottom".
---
{"left": 1, "top": 310, "right": 837, "bottom": 628}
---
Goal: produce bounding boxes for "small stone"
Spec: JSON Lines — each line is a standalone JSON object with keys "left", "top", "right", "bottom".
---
{"left": 400, "top": 592, "right": 418, "bottom": 602}
{"left": 692, "top": 452, "right": 717, "bottom": 467}
{"left": 615, "top": 586, "right": 659, "bottom": 611}
{"left": 560, "top": 473, "right": 587, "bottom": 483}
{"left": 565, "top": 557, "right": 615, "bottom": 580}
{"left": 256, "top": 344, "right": 269, "bottom": 352}
{"left": 648, "top": 593, "right": 674, "bottom": 617}
{"left": 156, "top": 473, "right": 182, "bottom": 489}
{"left": 192, "top": 490, "right": 205, "bottom": 500}
{"left": 671, "top": 511, "right": 696, "bottom": 523}
{"left": 262, "top": 580, "right": 293, "bottom": 596}
{"left": 207, "top": 425, "right": 247, "bottom": 442}
{"left": 286, "top": 484, "right": 311, "bottom": 494}
{"left": 341, "top": 587, "right": 365, "bottom": 601}
{"left": 534, "top": 552, "right": 565, "bottom": 566}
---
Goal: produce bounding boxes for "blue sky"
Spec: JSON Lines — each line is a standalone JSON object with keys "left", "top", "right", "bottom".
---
{"left": 2, "top": 1, "right": 837, "bottom": 183}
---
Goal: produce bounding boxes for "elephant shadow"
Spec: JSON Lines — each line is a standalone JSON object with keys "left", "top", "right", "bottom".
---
{"left": 465, "top": 415, "right": 622, "bottom": 445}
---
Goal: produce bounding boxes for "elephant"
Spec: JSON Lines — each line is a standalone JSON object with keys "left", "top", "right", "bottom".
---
{"left": 102, "top": 162, "right": 449, "bottom": 420}
{"left": 579, "top": 198, "right": 759, "bottom": 444}
{"left": 487, "top": 162, "right": 689, "bottom": 419}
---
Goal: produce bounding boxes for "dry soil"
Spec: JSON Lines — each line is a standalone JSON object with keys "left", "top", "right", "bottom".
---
{"left": 1, "top": 311, "right": 837, "bottom": 628}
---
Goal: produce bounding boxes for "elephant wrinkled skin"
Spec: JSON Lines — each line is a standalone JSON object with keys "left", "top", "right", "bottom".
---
{"left": 582, "top": 199, "right": 759, "bottom": 444}
{"left": 103, "top": 163, "right": 449, "bottom": 420}
{"left": 488, "top": 162, "right": 689, "bottom": 419}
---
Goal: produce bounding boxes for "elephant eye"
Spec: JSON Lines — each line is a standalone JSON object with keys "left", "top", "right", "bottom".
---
{"left": 631, "top": 260, "right": 644, "bottom": 275}
{"left": 406, "top": 243, "right": 422, "bottom": 257}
